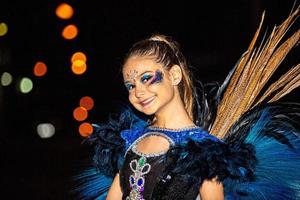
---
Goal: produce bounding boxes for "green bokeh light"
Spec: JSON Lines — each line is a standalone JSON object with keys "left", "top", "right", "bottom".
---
{"left": 1, "top": 72, "right": 13, "bottom": 86}
{"left": 20, "top": 77, "right": 33, "bottom": 93}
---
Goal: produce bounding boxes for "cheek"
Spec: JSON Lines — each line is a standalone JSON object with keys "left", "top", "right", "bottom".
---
{"left": 148, "top": 79, "right": 172, "bottom": 93}
{"left": 146, "top": 84, "right": 157, "bottom": 92}
{"left": 128, "top": 93, "right": 140, "bottom": 107}
{"left": 128, "top": 93, "right": 135, "bottom": 104}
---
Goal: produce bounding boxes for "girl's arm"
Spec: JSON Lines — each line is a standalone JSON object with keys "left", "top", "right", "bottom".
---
{"left": 106, "top": 173, "right": 122, "bottom": 200}
{"left": 199, "top": 178, "right": 224, "bottom": 200}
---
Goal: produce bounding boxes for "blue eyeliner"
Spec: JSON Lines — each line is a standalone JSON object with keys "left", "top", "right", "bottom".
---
{"left": 141, "top": 74, "right": 153, "bottom": 83}
{"left": 125, "top": 83, "right": 134, "bottom": 91}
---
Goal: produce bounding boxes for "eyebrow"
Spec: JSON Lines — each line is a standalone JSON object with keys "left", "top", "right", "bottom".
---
{"left": 124, "top": 70, "right": 154, "bottom": 84}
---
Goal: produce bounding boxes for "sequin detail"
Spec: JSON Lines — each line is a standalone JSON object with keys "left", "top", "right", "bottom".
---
{"left": 130, "top": 132, "right": 174, "bottom": 157}
{"left": 126, "top": 156, "right": 151, "bottom": 200}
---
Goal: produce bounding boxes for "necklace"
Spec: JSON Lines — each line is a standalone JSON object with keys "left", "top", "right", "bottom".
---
{"left": 147, "top": 125, "right": 199, "bottom": 132}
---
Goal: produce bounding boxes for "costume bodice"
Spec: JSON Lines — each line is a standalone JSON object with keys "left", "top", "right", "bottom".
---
{"left": 119, "top": 126, "right": 220, "bottom": 200}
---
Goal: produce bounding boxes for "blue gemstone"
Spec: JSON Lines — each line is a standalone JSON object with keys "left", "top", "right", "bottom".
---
{"left": 130, "top": 177, "right": 135, "bottom": 184}
{"left": 137, "top": 178, "right": 144, "bottom": 186}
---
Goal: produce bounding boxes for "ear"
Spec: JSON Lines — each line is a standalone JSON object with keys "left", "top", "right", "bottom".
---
{"left": 169, "top": 65, "right": 182, "bottom": 85}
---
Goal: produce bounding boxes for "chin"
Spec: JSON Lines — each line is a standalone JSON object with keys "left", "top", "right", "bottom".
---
{"left": 135, "top": 105, "right": 157, "bottom": 116}
{"left": 142, "top": 110, "right": 156, "bottom": 116}
{"left": 139, "top": 107, "right": 157, "bottom": 115}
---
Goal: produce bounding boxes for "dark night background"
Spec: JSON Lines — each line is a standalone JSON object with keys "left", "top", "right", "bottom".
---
{"left": 0, "top": 0, "right": 299, "bottom": 199}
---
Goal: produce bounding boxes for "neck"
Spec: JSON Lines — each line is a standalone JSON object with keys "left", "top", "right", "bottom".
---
{"left": 153, "top": 92, "right": 194, "bottom": 129}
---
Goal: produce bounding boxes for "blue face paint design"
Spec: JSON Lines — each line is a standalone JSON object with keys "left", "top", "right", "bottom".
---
{"left": 124, "top": 70, "right": 164, "bottom": 91}
{"left": 149, "top": 70, "right": 163, "bottom": 84}
{"left": 140, "top": 74, "right": 154, "bottom": 84}
{"left": 125, "top": 83, "right": 135, "bottom": 91}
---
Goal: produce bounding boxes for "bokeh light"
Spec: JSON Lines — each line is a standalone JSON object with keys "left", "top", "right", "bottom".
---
{"left": 33, "top": 61, "right": 47, "bottom": 77}
{"left": 62, "top": 24, "right": 78, "bottom": 40}
{"left": 19, "top": 77, "right": 33, "bottom": 93}
{"left": 55, "top": 3, "right": 74, "bottom": 20}
{"left": 79, "top": 122, "right": 93, "bottom": 137}
{"left": 0, "top": 22, "right": 8, "bottom": 36}
{"left": 37, "top": 123, "right": 55, "bottom": 138}
{"left": 71, "top": 60, "right": 87, "bottom": 75}
{"left": 1, "top": 72, "right": 13, "bottom": 86}
{"left": 73, "top": 106, "right": 88, "bottom": 121}
{"left": 79, "top": 96, "right": 94, "bottom": 111}
{"left": 71, "top": 52, "right": 87, "bottom": 63}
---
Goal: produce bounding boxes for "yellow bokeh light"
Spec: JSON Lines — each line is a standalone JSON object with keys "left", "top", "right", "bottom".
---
{"left": 71, "top": 52, "right": 87, "bottom": 63}
{"left": 0, "top": 22, "right": 8, "bottom": 36}
{"left": 55, "top": 3, "right": 74, "bottom": 20}
{"left": 62, "top": 24, "right": 78, "bottom": 40}
{"left": 71, "top": 60, "right": 87, "bottom": 75}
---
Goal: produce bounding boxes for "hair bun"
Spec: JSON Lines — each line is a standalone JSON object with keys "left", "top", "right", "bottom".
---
{"left": 149, "top": 34, "right": 179, "bottom": 51}
{"left": 149, "top": 34, "right": 168, "bottom": 42}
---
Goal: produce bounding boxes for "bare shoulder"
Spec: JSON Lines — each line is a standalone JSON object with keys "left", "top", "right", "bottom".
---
{"left": 199, "top": 178, "right": 224, "bottom": 200}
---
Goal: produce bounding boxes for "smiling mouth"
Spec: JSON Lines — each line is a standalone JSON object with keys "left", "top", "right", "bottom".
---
{"left": 140, "top": 96, "right": 155, "bottom": 107}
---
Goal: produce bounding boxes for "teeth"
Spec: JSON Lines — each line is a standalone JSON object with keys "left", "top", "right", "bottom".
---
{"left": 142, "top": 96, "right": 155, "bottom": 105}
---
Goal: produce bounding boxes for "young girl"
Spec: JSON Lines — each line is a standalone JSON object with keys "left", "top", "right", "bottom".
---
{"left": 74, "top": 7, "right": 300, "bottom": 200}
{"left": 106, "top": 34, "right": 224, "bottom": 199}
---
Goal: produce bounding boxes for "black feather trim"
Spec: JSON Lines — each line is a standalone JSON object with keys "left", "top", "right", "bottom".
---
{"left": 84, "top": 105, "right": 147, "bottom": 177}
{"left": 152, "top": 138, "right": 257, "bottom": 199}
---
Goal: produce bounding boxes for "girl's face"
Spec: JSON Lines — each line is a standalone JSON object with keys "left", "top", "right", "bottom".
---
{"left": 122, "top": 56, "right": 175, "bottom": 116}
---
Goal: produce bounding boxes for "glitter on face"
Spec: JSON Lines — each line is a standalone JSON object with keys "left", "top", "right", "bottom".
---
{"left": 125, "top": 70, "right": 164, "bottom": 91}
{"left": 126, "top": 69, "right": 138, "bottom": 82}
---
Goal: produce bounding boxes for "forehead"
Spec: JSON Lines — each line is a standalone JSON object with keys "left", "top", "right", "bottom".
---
{"left": 123, "top": 56, "right": 163, "bottom": 78}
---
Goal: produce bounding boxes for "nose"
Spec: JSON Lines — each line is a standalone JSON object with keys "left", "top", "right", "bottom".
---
{"left": 134, "top": 82, "right": 146, "bottom": 98}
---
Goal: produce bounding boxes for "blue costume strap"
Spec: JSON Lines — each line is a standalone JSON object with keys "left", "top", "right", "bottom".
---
{"left": 120, "top": 127, "right": 145, "bottom": 151}
{"left": 120, "top": 126, "right": 221, "bottom": 154}
{"left": 143, "top": 126, "right": 221, "bottom": 145}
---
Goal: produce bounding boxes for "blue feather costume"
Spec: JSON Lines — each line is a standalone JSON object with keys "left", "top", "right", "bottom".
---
{"left": 72, "top": 103, "right": 300, "bottom": 200}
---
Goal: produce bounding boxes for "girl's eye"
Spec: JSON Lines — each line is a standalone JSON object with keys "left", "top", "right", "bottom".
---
{"left": 141, "top": 74, "right": 153, "bottom": 83}
{"left": 125, "top": 84, "right": 135, "bottom": 91}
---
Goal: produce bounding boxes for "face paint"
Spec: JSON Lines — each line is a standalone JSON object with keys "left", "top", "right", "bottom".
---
{"left": 126, "top": 69, "right": 138, "bottom": 82}
{"left": 124, "top": 70, "right": 163, "bottom": 91}
{"left": 140, "top": 73, "right": 153, "bottom": 84}
{"left": 125, "top": 83, "right": 135, "bottom": 91}
{"left": 149, "top": 70, "right": 164, "bottom": 84}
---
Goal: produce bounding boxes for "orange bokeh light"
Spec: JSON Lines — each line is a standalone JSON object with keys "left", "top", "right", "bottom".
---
{"left": 55, "top": 3, "right": 74, "bottom": 20}
{"left": 79, "top": 122, "right": 93, "bottom": 137}
{"left": 33, "top": 61, "right": 47, "bottom": 77}
{"left": 71, "top": 52, "right": 87, "bottom": 63}
{"left": 80, "top": 96, "right": 94, "bottom": 111}
{"left": 71, "top": 60, "right": 87, "bottom": 75}
{"left": 73, "top": 106, "right": 88, "bottom": 121}
{"left": 62, "top": 24, "right": 78, "bottom": 40}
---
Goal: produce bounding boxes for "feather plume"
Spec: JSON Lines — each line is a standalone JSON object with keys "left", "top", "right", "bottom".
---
{"left": 210, "top": 6, "right": 300, "bottom": 138}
